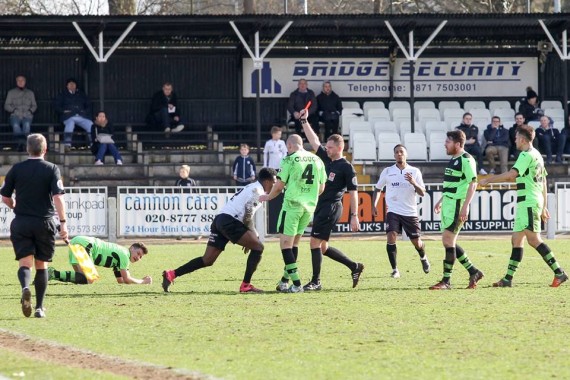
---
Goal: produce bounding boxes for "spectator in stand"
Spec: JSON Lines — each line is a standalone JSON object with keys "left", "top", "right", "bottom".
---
{"left": 175, "top": 164, "right": 197, "bottom": 187}
{"left": 263, "top": 126, "right": 287, "bottom": 170}
{"left": 147, "top": 82, "right": 185, "bottom": 135}
{"left": 287, "top": 78, "right": 318, "bottom": 139}
{"left": 4, "top": 75, "right": 37, "bottom": 152}
{"left": 518, "top": 87, "right": 544, "bottom": 123}
{"left": 232, "top": 143, "right": 256, "bottom": 186}
{"left": 509, "top": 113, "right": 525, "bottom": 159}
{"left": 484, "top": 116, "right": 510, "bottom": 174}
{"left": 456, "top": 112, "right": 486, "bottom": 174}
{"left": 90, "top": 111, "right": 123, "bottom": 166}
{"left": 556, "top": 115, "right": 570, "bottom": 163}
{"left": 54, "top": 78, "right": 93, "bottom": 151}
{"left": 536, "top": 115, "right": 559, "bottom": 165}
{"left": 316, "top": 81, "right": 343, "bottom": 139}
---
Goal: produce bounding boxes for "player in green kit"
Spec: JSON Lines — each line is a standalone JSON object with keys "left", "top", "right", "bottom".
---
{"left": 480, "top": 124, "right": 567, "bottom": 287}
{"left": 429, "top": 130, "right": 485, "bottom": 290}
{"left": 260, "top": 123, "right": 327, "bottom": 293}
{"left": 49, "top": 236, "right": 152, "bottom": 285}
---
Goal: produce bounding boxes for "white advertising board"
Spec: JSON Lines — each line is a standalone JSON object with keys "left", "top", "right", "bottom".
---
{"left": 0, "top": 187, "right": 108, "bottom": 238}
{"left": 117, "top": 187, "right": 239, "bottom": 237}
{"left": 556, "top": 183, "right": 570, "bottom": 231}
{"left": 243, "top": 57, "right": 538, "bottom": 98}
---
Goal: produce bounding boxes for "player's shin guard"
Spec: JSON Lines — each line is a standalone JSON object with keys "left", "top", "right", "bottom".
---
{"left": 536, "top": 243, "right": 563, "bottom": 275}
{"left": 34, "top": 269, "right": 48, "bottom": 310}
{"left": 386, "top": 243, "right": 397, "bottom": 270}
{"left": 310, "top": 248, "right": 322, "bottom": 284}
{"left": 282, "top": 249, "right": 301, "bottom": 286}
{"left": 456, "top": 245, "right": 477, "bottom": 275}
{"left": 54, "top": 270, "right": 88, "bottom": 284}
{"left": 505, "top": 247, "right": 523, "bottom": 281}
{"left": 243, "top": 250, "right": 262, "bottom": 283}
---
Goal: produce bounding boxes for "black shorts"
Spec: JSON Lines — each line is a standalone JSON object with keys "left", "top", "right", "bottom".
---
{"left": 10, "top": 216, "right": 58, "bottom": 262}
{"left": 311, "top": 201, "right": 342, "bottom": 241}
{"left": 386, "top": 212, "right": 421, "bottom": 239}
{"left": 207, "top": 213, "right": 249, "bottom": 251}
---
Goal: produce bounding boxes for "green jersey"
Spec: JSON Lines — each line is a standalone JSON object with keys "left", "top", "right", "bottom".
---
{"left": 70, "top": 236, "right": 131, "bottom": 271}
{"left": 512, "top": 147, "right": 546, "bottom": 208}
{"left": 278, "top": 149, "right": 327, "bottom": 212}
{"left": 443, "top": 152, "right": 477, "bottom": 200}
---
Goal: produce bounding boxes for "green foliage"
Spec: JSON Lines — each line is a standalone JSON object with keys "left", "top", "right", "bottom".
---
{"left": 0, "top": 239, "right": 569, "bottom": 379}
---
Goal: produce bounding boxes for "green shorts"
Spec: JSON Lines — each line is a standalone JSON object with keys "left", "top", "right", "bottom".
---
{"left": 514, "top": 204, "right": 542, "bottom": 233}
{"left": 440, "top": 197, "right": 464, "bottom": 234}
{"left": 277, "top": 208, "right": 312, "bottom": 237}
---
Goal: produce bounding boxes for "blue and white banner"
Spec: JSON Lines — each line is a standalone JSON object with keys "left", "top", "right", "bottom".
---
{"left": 243, "top": 57, "right": 538, "bottom": 98}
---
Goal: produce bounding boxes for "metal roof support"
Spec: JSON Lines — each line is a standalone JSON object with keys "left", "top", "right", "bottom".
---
{"left": 230, "top": 20, "right": 293, "bottom": 162}
{"left": 72, "top": 21, "right": 137, "bottom": 110}
{"left": 385, "top": 21, "right": 447, "bottom": 133}
{"left": 538, "top": 20, "right": 569, "bottom": 127}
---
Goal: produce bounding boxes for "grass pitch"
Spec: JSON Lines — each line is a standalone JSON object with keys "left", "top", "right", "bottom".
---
{"left": 0, "top": 237, "right": 569, "bottom": 379}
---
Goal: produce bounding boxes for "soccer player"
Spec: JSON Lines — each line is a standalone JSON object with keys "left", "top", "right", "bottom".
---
{"left": 300, "top": 114, "right": 364, "bottom": 291}
{"left": 372, "top": 144, "right": 430, "bottom": 279}
{"left": 429, "top": 130, "right": 485, "bottom": 290}
{"left": 49, "top": 236, "right": 151, "bottom": 285}
{"left": 479, "top": 124, "right": 568, "bottom": 287}
{"left": 1, "top": 133, "right": 68, "bottom": 318}
{"left": 259, "top": 130, "right": 327, "bottom": 293}
{"left": 162, "top": 168, "right": 278, "bottom": 293}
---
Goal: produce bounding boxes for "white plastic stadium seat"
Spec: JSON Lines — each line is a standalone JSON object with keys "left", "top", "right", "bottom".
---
{"left": 541, "top": 100, "right": 563, "bottom": 109}
{"left": 398, "top": 120, "right": 412, "bottom": 138}
{"left": 388, "top": 100, "right": 410, "bottom": 118}
{"left": 493, "top": 108, "right": 515, "bottom": 120}
{"left": 472, "top": 118, "right": 489, "bottom": 145}
{"left": 376, "top": 132, "right": 401, "bottom": 160}
{"left": 403, "top": 132, "right": 428, "bottom": 161}
{"left": 544, "top": 108, "right": 565, "bottom": 123}
{"left": 470, "top": 108, "right": 492, "bottom": 121}
{"left": 438, "top": 101, "right": 461, "bottom": 118}
{"left": 488, "top": 101, "right": 512, "bottom": 115}
{"left": 363, "top": 101, "right": 386, "bottom": 118}
{"left": 340, "top": 108, "right": 364, "bottom": 137}
{"left": 418, "top": 108, "right": 442, "bottom": 123}
{"left": 374, "top": 121, "right": 398, "bottom": 141}
{"left": 413, "top": 101, "right": 436, "bottom": 119}
{"left": 424, "top": 121, "right": 448, "bottom": 141}
{"left": 528, "top": 121, "right": 540, "bottom": 129}
{"left": 443, "top": 108, "right": 465, "bottom": 122}
{"left": 464, "top": 100, "right": 486, "bottom": 111}
{"left": 367, "top": 108, "right": 391, "bottom": 123}
{"left": 392, "top": 108, "right": 413, "bottom": 122}
{"left": 342, "top": 101, "right": 361, "bottom": 109}
{"left": 349, "top": 121, "right": 373, "bottom": 150}
{"left": 428, "top": 131, "right": 448, "bottom": 161}
{"left": 352, "top": 132, "right": 377, "bottom": 163}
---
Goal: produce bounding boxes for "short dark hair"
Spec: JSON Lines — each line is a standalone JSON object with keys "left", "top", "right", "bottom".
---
{"left": 393, "top": 144, "right": 407, "bottom": 152}
{"left": 66, "top": 77, "right": 77, "bottom": 85}
{"left": 327, "top": 134, "right": 344, "bottom": 146}
{"left": 131, "top": 242, "right": 148, "bottom": 255}
{"left": 447, "top": 130, "right": 466, "bottom": 147}
{"left": 258, "top": 167, "right": 277, "bottom": 182}
{"left": 492, "top": 116, "right": 501, "bottom": 122}
{"left": 515, "top": 112, "right": 524, "bottom": 118}
{"left": 462, "top": 112, "right": 472, "bottom": 119}
{"left": 516, "top": 124, "right": 535, "bottom": 142}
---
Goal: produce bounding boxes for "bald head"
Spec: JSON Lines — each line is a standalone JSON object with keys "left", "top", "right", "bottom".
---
{"left": 286, "top": 134, "right": 303, "bottom": 153}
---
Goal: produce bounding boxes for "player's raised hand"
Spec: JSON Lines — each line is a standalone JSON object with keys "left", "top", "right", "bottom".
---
{"left": 142, "top": 276, "right": 152, "bottom": 284}
{"left": 404, "top": 172, "right": 416, "bottom": 186}
{"left": 434, "top": 201, "right": 442, "bottom": 214}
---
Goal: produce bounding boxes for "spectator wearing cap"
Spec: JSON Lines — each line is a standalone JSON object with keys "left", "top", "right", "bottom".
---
{"left": 518, "top": 86, "right": 544, "bottom": 123}
{"left": 536, "top": 115, "right": 560, "bottom": 165}
{"left": 54, "top": 78, "right": 93, "bottom": 151}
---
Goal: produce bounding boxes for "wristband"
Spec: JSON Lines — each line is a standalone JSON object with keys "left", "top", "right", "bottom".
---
{"left": 350, "top": 213, "right": 358, "bottom": 217}
{"left": 60, "top": 220, "right": 66, "bottom": 223}
{"left": 300, "top": 120, "right": 307, "bottom": 124}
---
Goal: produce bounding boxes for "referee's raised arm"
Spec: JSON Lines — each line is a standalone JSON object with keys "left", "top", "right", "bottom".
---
{"left": 299, "top": 109, "right": 321, "bottom": 152}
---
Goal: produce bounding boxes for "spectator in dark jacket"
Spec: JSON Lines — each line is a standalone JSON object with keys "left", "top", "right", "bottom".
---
{"left": 557, "top": 115, "right": 570, "bottom": 163}
{"left": 536, "top": 115, "right": 560, "bottom": 164}
{"left": 287, "top": 79, "right": 318, "bottom": 139}
{"left": 232, "top": 144, "right": 256, "bottom": 186}
{"left": 4, "top": 75, "right": 37, "bottom": 152}
{"left": 456, "top": 112, "right": 486, "bottom": 174}
{"left": 175, "top": 165, "right": 197, "bottom": 187}
{"left": 317, "top": 81, "right": 343, "bottom": 139}
{"left": 90, "top": 111, "right": 123, "bottom": 165}
{"left": 484, "top": 116, "right": 510, "bottom": 174}
{"left": 518, "top": 87, "right": 543, "bottom": 123}
{"left": 147, "top": 82, "right": 185, "bottom": 134}
{"left": 54, "top": 78, "right": 93, "bottom": 150}
{"left": 509, "top": 113, "right": 525, "bottom": 159}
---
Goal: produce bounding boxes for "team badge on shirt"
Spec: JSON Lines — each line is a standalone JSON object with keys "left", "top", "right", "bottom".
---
{"left": 328, "top": 172, "right": 336, "bottom": 181}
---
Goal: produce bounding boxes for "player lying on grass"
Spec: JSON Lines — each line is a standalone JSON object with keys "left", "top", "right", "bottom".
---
{"left": 49, "top": 236, "right": 152, "bottom": 285}
{"left": 162, "top": 167, "right": 278, "bottom": 293}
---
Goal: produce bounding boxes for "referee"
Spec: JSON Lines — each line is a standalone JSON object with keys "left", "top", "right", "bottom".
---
{"left": 1, "top": 133, "right": 68, "bottom": 318}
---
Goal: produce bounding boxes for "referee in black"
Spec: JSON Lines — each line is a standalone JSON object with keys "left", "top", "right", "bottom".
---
{"left": 299, "top": 109, "right": 364, "bottom": 291}
{"left": 1, "top": 133, "right": 68, "bottom": 318}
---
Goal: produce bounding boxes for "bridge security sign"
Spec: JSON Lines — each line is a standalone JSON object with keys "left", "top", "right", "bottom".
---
{"left": 243, "top": 57, "right": 538, "bottom": 98}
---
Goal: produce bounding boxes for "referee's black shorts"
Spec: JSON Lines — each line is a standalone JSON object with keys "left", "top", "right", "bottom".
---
{"left": 311, "top": 201, "right": 343, "bottom": 242}
{"left": 386, "top": 212, "right": 421, "bottom": 239}
{"left": 207, "top": 213, "right": 248, "bottom": 251}
{"left": 10, "top": 216, "right": 58, "bottom": 262}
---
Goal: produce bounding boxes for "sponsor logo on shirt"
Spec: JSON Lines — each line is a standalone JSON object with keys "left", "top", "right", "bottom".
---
{"left": 328, "top": 172, "right": 336, "bottom": 182}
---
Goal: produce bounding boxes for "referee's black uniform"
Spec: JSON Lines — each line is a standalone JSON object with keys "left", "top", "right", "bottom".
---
{"left": 1, "top": 150, "right": 65, "bottom": 317}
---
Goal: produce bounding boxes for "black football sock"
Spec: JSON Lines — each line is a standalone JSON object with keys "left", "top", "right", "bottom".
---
{"left": 442, "top": 247, "right": 456, "bottom": 283}
{"left": 324, "top": 246, "right": 356, "bottom": 271}
{"left": 416, "top": 243, "right": 426, "bottom": 259}
{"left": 281, "top": 246, "right": 300, "bottom": 283}
{"left": 536, "top": 243, "right": 563, "bottom": 275}
{"left": 456, "top": 244, "right": 478, "bottom": 275}
{"left": 282, "top": 248, "right": 301, "bottom": 287}
{"left": 174, "top": 257, "right": 206, "bottom": 278}
{"left": 17, "top": 266, "right": 31, "bottom": 289}
{"left": 34, "top": 269, "right": 48, "bottom": 310}
{"left": 53, "top": 270, "right": 88, "bottom": 284}
{"left": 243, "top": 250, "right": 262, "bottom": 283}
{"left": 310, "top": 248, "right": 322, "bottom": 284}
{"left": 386, "top": 243, "right": 397, "bottom": 270}
{"left": 504, "top": 247, "right": 523, "bottom": 281}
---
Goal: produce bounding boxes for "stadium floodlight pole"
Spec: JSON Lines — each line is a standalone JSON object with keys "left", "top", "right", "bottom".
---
{"left": 72, "top": 21, "right": 137, "bottom": 111}
{"left": 538, "top": 19, "right": 569, "bottom": 128}
{"left": 230, "top": 21, "right": 293, "bottom": 162}
{"left": 385, "top": 20, "right": 447, "bottom": 134}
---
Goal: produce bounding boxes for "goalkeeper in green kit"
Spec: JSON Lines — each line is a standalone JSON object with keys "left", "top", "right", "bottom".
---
{"left": 49, "top": 236, "right": 152, "bottom": 285}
